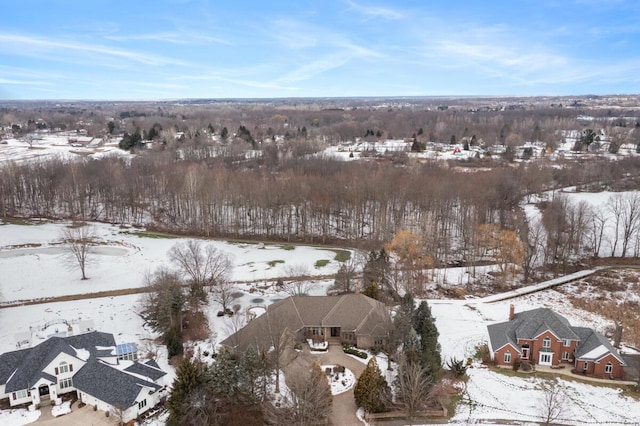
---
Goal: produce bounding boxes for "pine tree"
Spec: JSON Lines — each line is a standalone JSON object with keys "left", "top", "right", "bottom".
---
{"left": 354, "top": 358, "right": 391, "bottom": 413}
{"left": 210, "top": 347, "right": 240, "bottom": 398}
{"left": 167, "top": 358, "right": 208, "bottom": 424}
{"left": 413, "top": 301, "right": 441, "bottom": 376}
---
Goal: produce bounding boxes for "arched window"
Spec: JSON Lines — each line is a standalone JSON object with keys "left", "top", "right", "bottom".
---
{"left": 504, "top": 351, "right": 512, "bottom": 363}
{"left": 605, "top": 362, "right": 613, "bottom": 374}
{"left": 542, "top": 337, "right": 551, "bottom": 348}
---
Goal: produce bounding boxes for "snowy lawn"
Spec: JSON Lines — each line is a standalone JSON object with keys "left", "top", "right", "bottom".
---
{"left": 51, "top": 401, "right": 71, "bottom": 417}
{"left": 430, "top": 287, "right": 640, "bottom": 425}
{"left": 0, "top": 221, "right": 349, "bottom": 302}
{"left": 0, "top": 408, "right": 40, "bottom": 426}
{"left": 321, "top": 365, "right": 355, "bottom": 395}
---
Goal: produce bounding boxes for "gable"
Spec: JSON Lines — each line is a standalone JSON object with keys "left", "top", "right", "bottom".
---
{"left": 74, "top": 361, "right": 161, "bottom": 408}
{"left": 221, "top": 294, "right": 391, "bottom": 350}
{"left": 1, "top": 331, "right": 116, "bottom": 393}
{"left": 42, "top": 352, "right": 85, "bottom": 377}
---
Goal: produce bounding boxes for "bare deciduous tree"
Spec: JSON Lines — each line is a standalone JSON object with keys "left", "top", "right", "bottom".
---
{"left": 60, "top": 223, "right": 97, "bottom": 280}
{"left": 538, "top": 379, "right": 566, "bottom": 426}
{"left": 168, "top": 240, "right": 233, "bottom": 296}
{"left": 269, "top": 361, "right": 332, "bottom": 425}
{"left": 282, "top": 263, "right": 312, "bottom": 296}
{"left": 394, "top": 359, "right": 434, "bottom": 425}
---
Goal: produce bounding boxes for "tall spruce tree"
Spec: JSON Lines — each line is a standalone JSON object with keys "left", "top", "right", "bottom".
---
{"left": 354, "top": 358, "right": 391, "bottom": 413}
{"left": 167, "top": 358, "right": 208, "bottom": 425}
{"left": 413, "top": 300, "right": 441, "bottom": 375}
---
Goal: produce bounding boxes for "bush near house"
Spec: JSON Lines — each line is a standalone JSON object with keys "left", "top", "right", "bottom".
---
{"left": 343, "top": 343, "right": 368, "bottom": 359}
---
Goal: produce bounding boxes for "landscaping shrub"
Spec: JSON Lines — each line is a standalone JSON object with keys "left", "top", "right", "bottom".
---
{"left": 342, "top": 343, "right": 368, "bottom": 359}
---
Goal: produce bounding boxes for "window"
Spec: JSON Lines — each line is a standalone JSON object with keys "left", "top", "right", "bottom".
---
{"left": 562, "top": 351, "right": 569, "bottom": 360}
{"left": 542, "top": 337, "right": 551, "bottom": 348}
{"left": 504, "top": 351, "right": 511, "bottom": 363}
{"left": 605, "top": 362, "right": 613, "bottom": 374}
{"left": 563, "top": 339, "right": 571, "bottom": 347}
{"left": 13, "top": 390, "right": 28, "bottom": 400}
{"left": 58, "top": 361, "right": 69, "bottom": 374}
{"left": 138, "top": 399, "right": 147, "bottom": 410}
{"left": 59, "top": 377, "right": 73, "bottom": 389}
{"left": 583, "top": 362, "right": 588, "bottom": 371}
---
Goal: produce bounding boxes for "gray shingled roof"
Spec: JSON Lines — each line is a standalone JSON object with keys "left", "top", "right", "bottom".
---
{"left": 3, "top": 331, "right": 115, "bottom": 392}
{"left": 73, "top": 361, "right": 161, "bottom": 407}
{"left": 573, "top": 326, "right": 626, "bottom": 364}
{"left": 221, "top": 294, "right": 391, "bottom": 350}
{"left": 487, "top": 308, "right": 624, "bottom": 365}
{"left": 124, "top": 362, "right": 167, "bottom": 382}
{"left": 487, "top": 308, "right": 580, "bottom": 354}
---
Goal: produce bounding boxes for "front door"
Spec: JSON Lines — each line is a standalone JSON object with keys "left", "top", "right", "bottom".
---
{"left": 539, "top": 352, "right": 553, "bottom": 366}
{"left": 330, "top": 327, "right": 340, "bottom": 337}
{"left": 39, "top": 385, "right": 50, "bottom": 397}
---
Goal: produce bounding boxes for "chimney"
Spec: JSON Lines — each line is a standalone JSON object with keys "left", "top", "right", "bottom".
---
{"left": 509, "top": 304, "right": 515, "bottom": 321}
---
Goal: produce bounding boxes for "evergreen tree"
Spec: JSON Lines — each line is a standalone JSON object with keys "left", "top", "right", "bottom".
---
{"left": 239, "top": 346, "right": 272, "bottom": 402}
{"left": 220, "top": 126, "right": 228, "bottom": 139}
{"left": 354, "top": 358, "right": 391, "bottom": 413}
{"left": 413, "top": 301, "right": 441, "bottom": 375}
{"left": 362, "top": 249, "right": 390, "bottom": 295}
{"left": 210, "top": 348, "right": 240, "bottom": 398}
{"left": 167, "top": 358, "right": 208, "bottom": 425}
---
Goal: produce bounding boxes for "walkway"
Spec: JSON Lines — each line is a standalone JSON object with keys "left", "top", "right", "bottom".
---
{"left": 283, "top": 343, "right": 367, "bottom": 426}
{"left": 533, "top": 365, "right": 637, "bottom": 386}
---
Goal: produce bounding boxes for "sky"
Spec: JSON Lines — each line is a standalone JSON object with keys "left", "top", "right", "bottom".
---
{"left": 1, "top": 0, "right": 640, "bottom": 100}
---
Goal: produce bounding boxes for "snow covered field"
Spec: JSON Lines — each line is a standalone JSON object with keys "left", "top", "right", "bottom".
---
{"left": 0, "top": 221, "right": 346, "bottom": 302}
{"left": 0, "top": 134, "right": 125, "bottom": 164}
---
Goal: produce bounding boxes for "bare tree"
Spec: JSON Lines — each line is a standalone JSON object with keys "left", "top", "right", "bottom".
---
{"left": 264, "top": 310, "right": 296, "bottom": 393}
{"left": 108, "top": 403, "right": 128, "bottom": 426}
{"left": 538, "top": 379, "right": 566, "bottom": 426}
{"left": 282, "top": 263, "right": 312, "bottom": 296}
{"left": 60, "top": 223, "right": 97, "bottom": 280}
{"left": 270, "top": 361, "right": 332, "bottom": 425}
{"left": 214, "top": 279, "right": 236, "bottom": 314}
{"left": 168, "top": 240, "right": 233, "bottom": 296}
{"left": 394, "top": 359, "right": 435, "bottom": 425}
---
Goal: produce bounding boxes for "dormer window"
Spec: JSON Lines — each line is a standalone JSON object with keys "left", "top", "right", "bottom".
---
{"left": 56, "top": 361, "right": 73, "bottom": 375}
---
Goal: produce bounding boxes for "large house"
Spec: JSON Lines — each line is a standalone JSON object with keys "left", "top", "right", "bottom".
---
{"left": 221, "top": 294, "right": 392, "bottom": 351}
{"left": 0, "top": 331, "right": 167, "bottom": 423}
{"left": 487, "top": 305, "right": 626, "bottom": 379}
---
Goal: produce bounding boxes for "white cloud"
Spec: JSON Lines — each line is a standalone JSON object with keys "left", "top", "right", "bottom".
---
{"left": 104, "top": 31, "right": 231, "bottom": 45}
{"left": 0, "top": 33, "right": 193, "bottom": 68}
{"left": 345, "top": 0, "right": 404, "bottom": 20}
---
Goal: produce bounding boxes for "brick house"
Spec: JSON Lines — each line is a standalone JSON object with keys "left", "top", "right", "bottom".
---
{"left": 487, "top": 305, "right": 626, "bottom": 379}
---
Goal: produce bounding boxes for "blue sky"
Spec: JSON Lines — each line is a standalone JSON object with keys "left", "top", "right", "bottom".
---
{"left": 1, "top": 0, "right": 639, "bottom": 99}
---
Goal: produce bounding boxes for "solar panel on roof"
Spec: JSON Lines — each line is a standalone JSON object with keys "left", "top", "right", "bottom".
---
{"left": 116, "top": 342, "right": 137, "bottom": 355}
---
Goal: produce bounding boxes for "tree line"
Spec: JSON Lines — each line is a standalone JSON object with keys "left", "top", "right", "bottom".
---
{"left": 2, "top": 155, "right": 640, "bottom": 280}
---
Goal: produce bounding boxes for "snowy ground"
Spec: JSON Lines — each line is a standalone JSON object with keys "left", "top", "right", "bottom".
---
{"left": 430, "top": 287, "right": 640, "bottom": 425}
{"left": 0, "top": 134, "right": 126, "bottom": 164}
{"left": 0, "top": 221, "right": 347, "bottom": 303}
{"left": 2, "top": 220, "right": 639, "bottom": 425}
